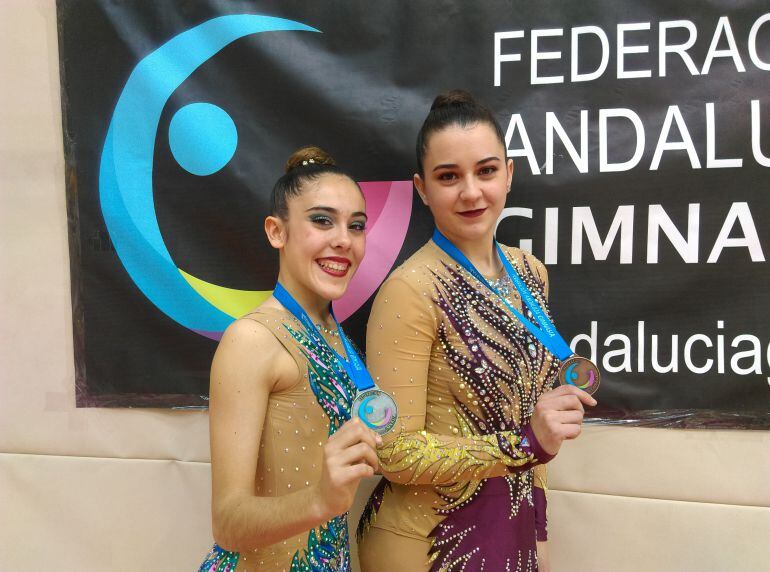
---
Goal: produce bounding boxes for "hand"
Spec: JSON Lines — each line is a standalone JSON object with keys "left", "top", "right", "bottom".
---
{"left": 530, "top": 385, "right": 597, "bottom": 456}
{"left": 315, "top": 418, "right": 381, "bottom": 519}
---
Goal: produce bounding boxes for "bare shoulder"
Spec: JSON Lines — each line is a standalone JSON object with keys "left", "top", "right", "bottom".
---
{"left": 211, "top": 317, "right": 298, "bottom": 394}
{"left": 216, "top": 317, "right": 284, "bottom": 360}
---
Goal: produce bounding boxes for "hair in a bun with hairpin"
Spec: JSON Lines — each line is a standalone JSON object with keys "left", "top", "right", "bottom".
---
{"left": 415, "top": 89, "right": 506, "bottom": 175}
{"left": 284, "top": 146, "right": 336, "bottom": 173}
{"left": 270, "top": 145, "right": 358, "bottom": 219}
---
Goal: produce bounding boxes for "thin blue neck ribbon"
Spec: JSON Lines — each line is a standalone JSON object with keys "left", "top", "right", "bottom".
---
{"left": 432, "top": 228, "right": 573, "bottom": 360}
{"left": 273, "top": 282, "right": 375, "bottom": 391}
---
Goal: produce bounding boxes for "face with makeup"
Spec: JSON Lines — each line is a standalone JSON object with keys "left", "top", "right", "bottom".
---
{"left": 266, "top": 173, "right": 366, "bottom": 304}
{"left": 414, "top": 122, "right": 513, "bottom": 245}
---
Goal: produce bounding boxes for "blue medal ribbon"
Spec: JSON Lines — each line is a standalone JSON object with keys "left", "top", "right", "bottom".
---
{"left": 432, "top": 228, "right": 573, "bottom": 360}
{"left": 273, "top": 282, "right": 375, "bottom": 391}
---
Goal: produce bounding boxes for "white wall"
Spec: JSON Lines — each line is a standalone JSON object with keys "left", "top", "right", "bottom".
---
{"left": 1, "top": 2, "right": 768, "bottom": 570}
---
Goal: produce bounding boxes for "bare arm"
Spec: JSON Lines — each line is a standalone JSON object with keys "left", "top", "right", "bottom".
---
{"left": 209, "top": 318, "right": 379, "bottom": 551}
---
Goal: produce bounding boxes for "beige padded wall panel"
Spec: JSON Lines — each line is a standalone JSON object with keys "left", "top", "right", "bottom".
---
{"left": 549, "top": 426, "right": 770, "bottom": 507}
{"left": 548, "top": 490, "right": 770, "bottom": 572}
{"left": 3, "top": 455, "right": 769, "bottom": 572}
{"left": 0, "top": 454, "right": 373, "bottom": 572}
{"left": 0, "top": 453, "right": 213, "bottom": 571}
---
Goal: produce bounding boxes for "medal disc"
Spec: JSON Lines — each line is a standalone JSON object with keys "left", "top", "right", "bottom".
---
{"left": 558, "top": 355, "right": 601, "bottom": 395}
{"left": 352, "top": 388, "right": 398, "bottom": 435}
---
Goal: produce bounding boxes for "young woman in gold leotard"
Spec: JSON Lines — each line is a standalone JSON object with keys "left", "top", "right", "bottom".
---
{"left": 199, "top": 147, "right": 380, "bottom": 571}
{"left": 358, "top": 92, "right": 596, "bottom": 572}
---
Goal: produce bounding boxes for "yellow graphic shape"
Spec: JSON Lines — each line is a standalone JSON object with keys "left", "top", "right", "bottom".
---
{"left": 179, "top": 269, "right": 271, "bottom": 318}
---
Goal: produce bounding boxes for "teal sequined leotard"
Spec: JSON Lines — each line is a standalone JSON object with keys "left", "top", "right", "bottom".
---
{"left": 199, "top": 306, "right": 357, "bottom": 572}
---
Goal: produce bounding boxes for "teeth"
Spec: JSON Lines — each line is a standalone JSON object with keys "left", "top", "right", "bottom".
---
{"left": 318, "top": 260, "right": 348, "bottom": 272}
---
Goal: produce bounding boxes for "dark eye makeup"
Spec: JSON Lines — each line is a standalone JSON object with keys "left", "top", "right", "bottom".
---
{"left": 309, "top": 214, "right": 333, "bottom": 225}
{"left": 308, "top": 213, "right": 366, "bottom": 232}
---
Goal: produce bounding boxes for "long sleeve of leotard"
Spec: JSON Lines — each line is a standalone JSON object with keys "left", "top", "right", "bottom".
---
{"left": 534, "top": 464, "right": 548, "bottom": 540}
{"left": 366, "top": 276, "right": 552, "bottom": 487}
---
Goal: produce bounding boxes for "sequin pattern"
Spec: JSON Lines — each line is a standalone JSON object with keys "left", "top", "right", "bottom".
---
{"left": 198, "top": 309, "right": 356, "bottom": 571}
{"left": 199, "top": 545, "right": 239, "bottom": 572}
{"left": 426, "top": 255, "right": 556, "bottom": 570}
{"left": 358, "top": 242, "right": 558, "bottom": 572}
{"left": 283, "top": 324, "right": 356, "bottom": 570}
{"left": 355, "top": 478, "right": 391, "bottom": 543}
{"left": 377, "top": 417, "right": 535, "bottom": 512}
{"left": 431, "top": 260, "right": 556, "bottom": 511}
{"left": 290, "top": 515, "right": 350, "bottom": 572}
{"left": 284, "top": 324, "right": 356, "bottom": 434}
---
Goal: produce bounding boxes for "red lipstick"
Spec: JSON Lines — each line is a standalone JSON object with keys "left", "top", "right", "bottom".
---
{"left": 316, "top": 257, "right": 351, "bottom": 277}
{"left": 457, "top": 208, "right": 487, "bottom": 218}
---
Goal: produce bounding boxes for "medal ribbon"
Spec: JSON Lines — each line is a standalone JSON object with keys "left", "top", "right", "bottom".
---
{"left": 432, "top": 228, "right": 573, "bottom": 360}
{"left": 273, "top": 282, "right": 375, "bottom": 391}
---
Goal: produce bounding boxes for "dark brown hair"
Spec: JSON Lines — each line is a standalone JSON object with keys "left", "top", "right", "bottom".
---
{"left": 269, "top": 146, "right": 359, "bottom": 218}
{"left": 415, "top": 90, "right": 506, "bottom": 175}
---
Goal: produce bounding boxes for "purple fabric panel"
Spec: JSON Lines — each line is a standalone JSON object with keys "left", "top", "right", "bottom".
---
{"left": 534, "top": 485, "right": 548, "bottom": 541}
{"left": 428, "top": 477, "right": 538, "bottom": 571}
{"left": 523, "top": 424, "right": 555, "bottom": 464}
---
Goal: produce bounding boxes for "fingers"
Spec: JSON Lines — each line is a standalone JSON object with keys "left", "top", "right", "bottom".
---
{"left": 575, "top": 389, "right": 598, "bottom": 408}
{"left": 549, "top": 395, "right": 586, "bottom": 414}
{"left": 326, "top": 418, "right": 381, "bottom": 450}
{"left": 325, "top": 419, "right": 380, "bottom": 474}
{"left": 561, "top": 423, "right": 582, "bottom": 440}
{"left": 531, "top": 385, "right": 593, "bottom": 456}
{"left": 540, "top": 384, "right": 597, "bottom": 407}
{"left": 328, "top": 461, "right": 375, "bottom": 485}
{"left": 534, "top": 394, "right": 584, "bottom": 417}
{"left": 336, "top": 442, "right": 380, "bottom": 471}
{"left": 356, "top": 422, "right": 382, "bottom": 449}
{"left": 347, "top": 462, "right": 375, "bottom": 480}
{"left": 552, "top": 409, "right": 584, "bottom": 425}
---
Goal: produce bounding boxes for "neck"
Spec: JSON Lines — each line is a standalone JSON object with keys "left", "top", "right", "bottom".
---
{"left": 437, "top": 225, "right": 500, "bottom": 277}
{"left": 275, "top": 271, "right": 332, "bottom": 325}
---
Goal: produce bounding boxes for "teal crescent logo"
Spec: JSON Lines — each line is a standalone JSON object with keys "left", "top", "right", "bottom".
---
{"left": 100, "top": 15, "right": 413, "bottom": 340}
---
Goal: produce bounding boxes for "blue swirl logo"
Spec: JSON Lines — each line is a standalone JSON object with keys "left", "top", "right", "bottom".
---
{"left": 99, "top": 15, "right": 318, "bottom": 339}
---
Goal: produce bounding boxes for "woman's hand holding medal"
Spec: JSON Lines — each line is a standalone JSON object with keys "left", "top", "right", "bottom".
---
{"left": 530, "top": 385, "right": 598, "bottom": 457}
{"left": 314, "top": 418, "right": 381, "bottom": 520}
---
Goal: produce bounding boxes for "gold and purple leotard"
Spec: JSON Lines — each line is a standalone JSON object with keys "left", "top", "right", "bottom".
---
{"left": 199, "top": 307, "right": 357, "bottom": 572}
{"left": 357, "top": 240, "right": 556, "bottom": 572}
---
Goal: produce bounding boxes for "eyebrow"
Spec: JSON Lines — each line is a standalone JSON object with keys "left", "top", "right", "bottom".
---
{"left": 432, "top": 156, "right": 501, "bottom": 172}
{"left": 305, "top": 205, "right": 368, "bottom": 220}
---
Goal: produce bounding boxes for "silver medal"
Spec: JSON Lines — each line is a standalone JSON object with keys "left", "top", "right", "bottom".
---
{"left": 352, "top": 388, "right": 398, "bottom": 435}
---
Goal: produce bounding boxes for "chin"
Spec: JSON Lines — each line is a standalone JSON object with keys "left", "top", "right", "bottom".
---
{"left": 454, "top": 221, "right": 495, "bottom": 241}
{"left": 323, "top": 285, "right": 348, "bottom": 301}
{"left": 315, "top": 277, "right": 353, "bottom": 301}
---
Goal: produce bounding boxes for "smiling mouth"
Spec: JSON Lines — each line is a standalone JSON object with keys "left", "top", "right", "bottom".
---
{"left": 458, "top": 208, "right": 487, "bottom": 218}
{"left": 316, "top": 258, "right": 351, "bottom": 277}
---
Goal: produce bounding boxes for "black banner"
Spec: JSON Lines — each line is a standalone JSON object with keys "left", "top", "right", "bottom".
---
{"left": 58, "top": 1, "right": 770, "bottom": 427}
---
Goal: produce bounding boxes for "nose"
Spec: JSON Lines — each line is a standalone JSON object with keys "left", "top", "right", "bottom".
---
{"left": 331, "top": 225, "right": 352, "bottom": 249}
{"left": 459, "top": 174, "right": 483, "bottom": 201}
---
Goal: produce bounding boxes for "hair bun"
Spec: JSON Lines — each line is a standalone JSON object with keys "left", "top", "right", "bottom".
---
{"left": 284, "top": 145, "right": 336, "bottom": 173}
{"left": 430, "top": 89, "right": 476, "bottom": 111}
